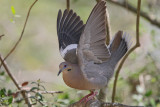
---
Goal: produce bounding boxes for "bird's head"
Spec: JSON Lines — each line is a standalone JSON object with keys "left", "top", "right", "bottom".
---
{"left": 57, "top": 62, "right": 72, "bottom": 76}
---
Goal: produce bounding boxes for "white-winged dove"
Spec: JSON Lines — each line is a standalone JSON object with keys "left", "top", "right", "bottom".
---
{"left": 56, "top": 1, "right": 131, "bottom": 103}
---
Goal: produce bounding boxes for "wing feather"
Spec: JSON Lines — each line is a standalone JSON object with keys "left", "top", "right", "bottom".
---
{"left": 57, "top": 9, "right": 85, "bottom": 63}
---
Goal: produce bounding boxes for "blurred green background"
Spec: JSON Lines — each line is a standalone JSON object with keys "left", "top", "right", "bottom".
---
{"left": 0, "top": 0, "right": 160, "bottom": 106}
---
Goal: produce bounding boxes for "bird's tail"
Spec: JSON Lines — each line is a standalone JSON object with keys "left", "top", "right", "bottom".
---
{"left": 108, "top": 31, "right": 132, "bottom": 66}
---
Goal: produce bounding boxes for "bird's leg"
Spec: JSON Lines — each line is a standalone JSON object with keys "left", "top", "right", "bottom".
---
{"left": 79, "top": 91, "right": 94, "bottom": 103}
{"left": 85, "top": 91, "right": 98, "bottom": 103}
{"left": 79, "top": 91, "right": 98, "bottom": 103}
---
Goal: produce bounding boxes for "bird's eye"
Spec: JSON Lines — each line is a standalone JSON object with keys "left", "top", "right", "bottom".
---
{"left": 67, "top": 69, "right": 71, "bottom": 71}
{"left": 64, "top": 65, "right": 67, "bottom": 68}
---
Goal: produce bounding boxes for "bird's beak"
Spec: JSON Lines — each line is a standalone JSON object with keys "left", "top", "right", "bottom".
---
{"left": 57, "top": 69, "right": 62, "bottom": 76}
{"left": 57, "top": 68, "right": 64, "bottom": 76}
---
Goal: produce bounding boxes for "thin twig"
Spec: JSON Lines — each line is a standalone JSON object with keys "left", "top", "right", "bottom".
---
{"left": 112, "top": 0, "right": 141, "bottom": 103}
{"left": 0, "top": 55, "right": 21, "bottom": 90}
{"left": 0, "top": 0, "right": 38, "bottom": 68}
{"left": 17, "top": 89, "right": 63, "bottom": 94}
{"left": 66, "top": 0, "right": 70, "bottom": 11}
{"left": 0, "top": 55, "right": 32, "bottom": 107}
{"left": 107, "top": 0, "right": 160, "bottom": 28}
{"left": 0, "top": 34, "right": 5, "bottom": 40}
{"left": 38, "top": 91, "right": 63, "bottom": 94}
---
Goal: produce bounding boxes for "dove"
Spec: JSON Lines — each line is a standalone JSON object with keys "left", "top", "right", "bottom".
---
{"left": 56, "top": 1, "right": 131, "bottom": 102}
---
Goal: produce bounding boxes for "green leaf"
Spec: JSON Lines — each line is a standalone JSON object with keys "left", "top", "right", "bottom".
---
{"left": 150, "top": 98, "right": 156, "bottom": 107}
{"left": 11, "top": 6, "right": 16, "bottom": 15}
{"left": 8, "top": 96, "right": 13, "bottom": 104}
{"left": 30, "top": 87, "right": 39, "bottom": 91}
{"left": 36, "top": 93, "right": 43, "bottom": 101}
{"left": 0, "top": 72, "right": 5, "bottom": 76}
{"left": 145, "top": 90, "right": 152, "bottom": 97}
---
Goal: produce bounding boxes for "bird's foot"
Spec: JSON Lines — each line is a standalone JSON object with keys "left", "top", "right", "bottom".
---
{"left": 79, "top": 91, "right": 98, "bottom": 103}
{"left": 85, "top": 91, "right": 98, "bottom": 103}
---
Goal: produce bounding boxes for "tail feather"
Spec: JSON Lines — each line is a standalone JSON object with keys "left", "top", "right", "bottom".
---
{"left": 109, "top": 31, "right": 132, "bottom": 66}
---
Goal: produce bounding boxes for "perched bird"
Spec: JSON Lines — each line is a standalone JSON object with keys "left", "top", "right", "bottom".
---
{"left": 56, "top": 1, "right": 131, "bottom": 102}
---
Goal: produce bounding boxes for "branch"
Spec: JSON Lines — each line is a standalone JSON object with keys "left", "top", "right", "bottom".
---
{"left": 66, "top": 0, "right": 70, "bottom": 10}
{"left": 0, "top": 55, "right": 32, "bottom": 107}
{"left": 0, "top": 0, "right": 38, "bottom": 68}
{"left": 0, "top": 34, "right": 5, "bottom": 40}
{"left": 112, "top": 0, "right": 141, "bottom": 103}
{"left": 38, "top": 91, "right": 63, "bottom": 94}
{"left": 107, "top": 0, "right": 160, "bottom": 28}
{"left": 69, "top": 99, "right": 144, "bottom": 107}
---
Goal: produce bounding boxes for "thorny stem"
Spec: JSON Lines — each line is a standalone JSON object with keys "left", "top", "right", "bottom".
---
{"left": 112, "top": 0, "right": 141, "bottom": 103}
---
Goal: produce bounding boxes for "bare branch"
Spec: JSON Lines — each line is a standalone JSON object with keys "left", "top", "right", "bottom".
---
{"left": 0, "top": 55, "right": 32, "bottom": 106}
{"left": 0, "top": 0, "right": 38, "bottom": 68}
{"left": 0, "top": 55, "right": 21, "bottom": 89}
{"left": 38, "top": 91, "right": 63, "bottom": 94}
{"left": 107, "top": 0, "right": 160, "bottom": 28}
{"left": 66, "top": 0, "right": 70, "bottom": 10}
{"left": 0, "top": 34, "right": 5, "bottom": 40}
{"left": 112, "top": 0, "right": 141, "bottom": 103}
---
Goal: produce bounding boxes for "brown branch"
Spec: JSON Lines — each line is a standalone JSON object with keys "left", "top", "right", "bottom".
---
{"left": 69, "top": 99, "right": 144, "bottom": 107}
{"left": 38, "top": 91, "right": 63, "bottom": 94}
{"left": 0, "top": 55, "right": 32, "bottom": 107}
{"left": 107, "top": 0, "right": 160, "bottom": 28}
{"left": 66, "top": 0, "right": 70, "bottom": 10}
{"left": 0, "top": 0, "right": 38, "bottom": 68}
{"left": 112, "top": 0, "right": 141, "bottom": 103}
{"left": 0, "top": 34, "right": 5, "bottom": 40}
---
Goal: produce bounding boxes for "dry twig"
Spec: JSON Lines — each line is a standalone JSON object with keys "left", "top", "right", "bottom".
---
{"left": 0, "top": 55, "right": 32, "bottom": 107}
{"left": 0, "top": 0, "right": 38, "bottom": 68}
{"left": 112, "top": 0, "right": 141, "bottom": 103}
{"left": 107, "top": 0, "right": 160, "bottom": 28}
{"left": 66, "top": 0, "right": 70, "bottom": 11}
{"left": 0, "top": 34, "right": 5, "bottom": 40}
{"left": 0, "top": 0, "right": 38, "bottom": 106}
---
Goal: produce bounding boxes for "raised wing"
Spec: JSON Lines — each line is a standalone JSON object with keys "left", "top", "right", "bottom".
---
{"left": 77, "top": 1, "right": 110, "bottom": 66}
{"left": 57, "top": 9, "right": 85, "bottom": 63}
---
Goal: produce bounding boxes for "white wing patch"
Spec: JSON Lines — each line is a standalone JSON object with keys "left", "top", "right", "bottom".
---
{"left": 60, "top": 44, "right": 78, "bottom": 58}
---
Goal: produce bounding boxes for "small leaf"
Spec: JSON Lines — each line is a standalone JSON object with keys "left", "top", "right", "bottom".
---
{"left": 8, "top": 96, "right": 13, "bottom": 104}
{"left": 0, "top": 72, "right": 5, "bottom": 76}
{"left": 22, "top": 82, "right": 29, "bottom": 87}
{"left": 36, "top": 93, "right": 43, "bottom": 101}
{"left": 37, "top": 79, "right": 41, "bottom": 83}
{"left": 31, "top": 82, "right": 38, "bottom": 85}
{"left": 30, "top": 87, "right": 39, "bottom": 91}
{"left": 145, "top": 90, "right": 152, "bottom": 97}
{"left": 11, "top": 6, "right": 16, "bottom": 15}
